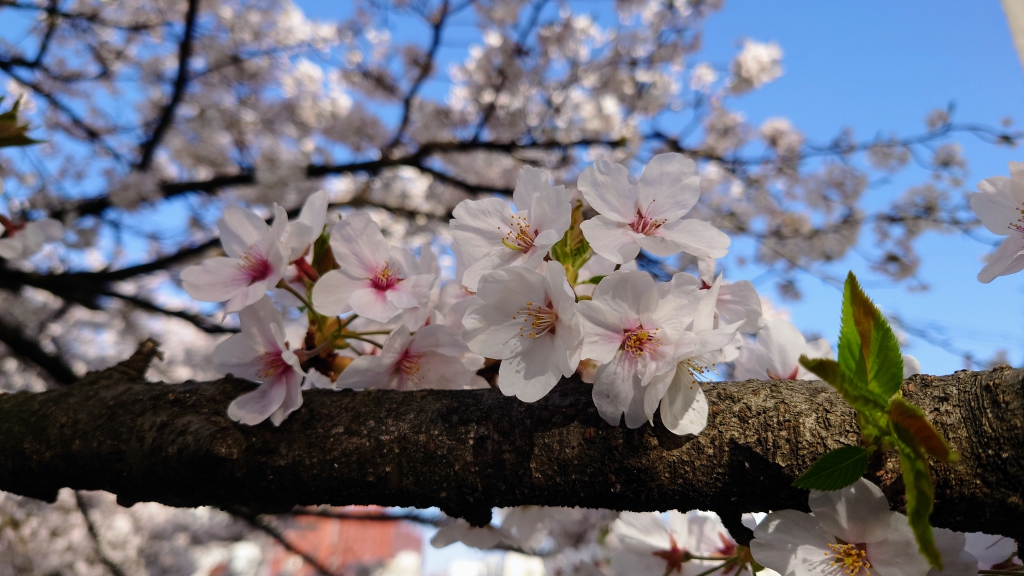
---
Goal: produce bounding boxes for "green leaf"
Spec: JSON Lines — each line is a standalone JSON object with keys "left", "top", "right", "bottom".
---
{"left": 0, "top": 97, "right": 42, "bottom": 149}
{"left": 550, "top": 200, "right": 592, "bottom": 285}
{"left": 893, "top": 422, "right": 943, "bottom": 570}
{"left": 581, "top": 274, "right": 606, "bottom": 285}
{"left": 799, "top": 356, "right": 888, "bottom": 414}
{"left": 839, "top": 273, "right": 904, "bottom": 399}
{"left": 888, "top": 397, "right": 957, "bottom": 463}
{"left": 311, "top": 230, "right": 338, "bottom": 276}
{"left": 792, "top": 445, "right": 871, "bottom": 491}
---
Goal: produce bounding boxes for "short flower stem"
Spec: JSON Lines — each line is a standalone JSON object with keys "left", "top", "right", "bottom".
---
{"left": 294, "top": 258, "right": 320, "bottom": 282}
{"left": 352, "top": 330, "right": 393, "bottom": 336}
{"left": 294, "top": 340, "right": 334, "bottom": 363}
{"left": 690, "top": 559, "right": 734, "bottom": 576}
{"left": 276, "top": 280, "right": 314, "bottom": 311}
{"left": 339, "top": 314, "right": 359, "bottom": 330}
{"left": 687, "top": 555, "right": 733, "bottom": 562}
{"left": 343, "top": 334, "right": 384, "bottom": 349}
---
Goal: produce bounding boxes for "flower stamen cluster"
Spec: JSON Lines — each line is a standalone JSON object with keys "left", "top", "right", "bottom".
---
{"left": 513, "top": 301, "right": 557, "bottom": 338}
{"left": 630, "top": 204, "right": 667, "bottom": 236}
{"left": 502, "top": 214, "right": 537, "bottom": 251}
{"left": 1009, "top": 203, "right": 1024, "bottom": 234}
{"left": 826, "top": 542, "right": 872, "bottom": 575}
{"left": 623, "top": 327, "right": 659, "bottom": 358}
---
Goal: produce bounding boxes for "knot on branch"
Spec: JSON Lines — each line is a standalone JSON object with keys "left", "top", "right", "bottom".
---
{"left": 115, "top": 339, "right": 163, "bottom": 379}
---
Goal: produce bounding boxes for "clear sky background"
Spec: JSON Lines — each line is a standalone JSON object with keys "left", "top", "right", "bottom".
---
{"left": 693, "top": 0, "right": 1024, "bottom": 376}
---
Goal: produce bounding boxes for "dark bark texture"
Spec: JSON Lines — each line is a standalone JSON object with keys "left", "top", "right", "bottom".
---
{"left": 0, "top": 342, "right": 1021, "bottom": 538}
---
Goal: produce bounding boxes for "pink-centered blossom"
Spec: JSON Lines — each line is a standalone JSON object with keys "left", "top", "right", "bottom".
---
{"left": 578, "top": 153, "right": 730, "bottom": 265}
{"left": 644, "top": 276, "right": 743, "bottom": 436}
{"left": 463, "top": 264, "right": 583, "bottom": 402}
{"left": 311, "top": 211, "right": 435, "bottom": 322}
{"left": 181, "top": 205, "right": 288, "bottom": 313}
{"left": 578, "top": 270, "right": 698, "bottom": 427}
{"left": 450, "top": 166, "right": 572, "bottom": 291}
{"left": 215, "top": 297, "right": 304, "bottom": 426}
{"left": 611, "top": 510, "right": 765, "bottom": 576}
{"left": 337, "top": 324, "right": 485, "bottom": 391}
{"left": 750, "top": 478, "right": 938, "bottom": 576}
{"left": 968, "top": 162, "right": 1024, "bottom": 283}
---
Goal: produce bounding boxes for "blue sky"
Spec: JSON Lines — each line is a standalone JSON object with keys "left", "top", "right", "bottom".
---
{"left": 694, "top": 0, "right": 1024, "bottom": 375}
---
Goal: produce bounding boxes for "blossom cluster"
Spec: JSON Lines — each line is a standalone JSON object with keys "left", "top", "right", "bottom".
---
{"left": 180, "top": 153, "right": 841, "bottom": 432}
{"left": 430, "top": 478, "right": 1019, "bottom": 576}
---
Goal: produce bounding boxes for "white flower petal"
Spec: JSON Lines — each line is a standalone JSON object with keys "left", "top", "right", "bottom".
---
{"left": 637, "top": 153, "right": 701, "bottom": 221}
{"left": 269, "top": 373, "right": 304, "bottom": 426}
{"left": 750, "top": 509, "right": 835, "bottom": 576}
{"left": 642, "top": 218, "right": 730, "bottom": 259}
{"left": 497, "top": 345, "right": 562, "bottom": 402}
{"left": 337, "top": 355, "right": 386, "bottom": 390}
{"left": 310, "top": 269, "right": 359, "bottom": 316}
{"left": 578, "top": 159, "right": 637, "bottom": 222}
{"left": 578, "top": 301, "right": 626, "bottom": 364}
{"left": 349, "top": 286, "right": 402, "bottom": 322}
{"left": 866, "top": 512, "right": 932, "bottom": 576}
{"left": 978, "top": 233, "right": 1024, "bottom": 283}
{"left": 809, "top": 478, "right": 892, "bottom": 544}
{"left": 592, "top": 350, "right": 645, "bottom": 427}
{"left": 219, "top": 206, "right": 271, "bottom": 258}
{"left": 227, "top": 381, "right": 288, "bottom": 426}
{"left": 330, "top": 212, "right": 391, "bottom": 279}
{"left": 612, "top": 512, "right": 672, "bottom": 553}
{"left": 580, "top": 216, "right": 642, "bottom": 264}
{"left": 660, "top": 370, "right": 708, "bottom": 436}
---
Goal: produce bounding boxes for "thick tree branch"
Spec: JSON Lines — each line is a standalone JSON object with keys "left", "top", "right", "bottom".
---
{"left": 0, "top": 349, "right": 1020, "bottom": 539}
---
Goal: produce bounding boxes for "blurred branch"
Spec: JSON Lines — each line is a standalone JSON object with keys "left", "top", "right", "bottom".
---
{"left": 75, "top": 492, "right": 128, "bottom": 576}
{"left": 0, "top": 314, "right": 77, "bottom": 385}
{"left": 136, "top": 0, "right": 200, "bottom": 170}
{"left": 233, "top": 511, "right": 342, "bottom": 576}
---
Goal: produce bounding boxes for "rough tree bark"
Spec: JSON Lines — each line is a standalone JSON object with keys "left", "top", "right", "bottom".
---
{"left": 0, "top": 342, "right": 1021, "bottom": 541}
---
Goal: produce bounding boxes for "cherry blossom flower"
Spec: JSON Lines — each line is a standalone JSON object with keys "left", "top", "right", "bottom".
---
{"left": 645, "top": 276, "right": 742, "bottom": 435}
{"left": 463, "top": 264, "right": 583, "bottom": 402}
{"left": 180, "top": 206, "right": 288, "bottom": 313}
{"left": 733, "top": 318, "right": 833, "bottom": 381}
{"left": 611, "top": 510, "right": 767, "bottom": 576}
{"left": 968, "top": 162, "right": 1024, "bottom": 283}
{"left": 750, "top": 478, "right": 931, "bottom": 576}
{"left": 578, "top": 270, "right": 698, "bottom": 427}
{"left": 729, "top": 39, "right": 784, "bottom": 94}
{"left": 336, "top": 324, "right": 485, "bottom": 391}
{"left": 214, "top": 297, "right": 304, "bottom": 426}
{"left": 450, "top": 166, "right": 572, "bottom": 291}
{"left": 0, "top": 216, "right": 63, "bottom": 260}
{"left": 577, "top": 153, "right": 730, "bottom": 265}
{"left": 281, "top": 189, "right": 329, "bottom": 262}
{"left": 673, "top": 257, "right": 763, "bottom": 333}
{"left": 311, "top": 211, "right": 435, "bottom": 322}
